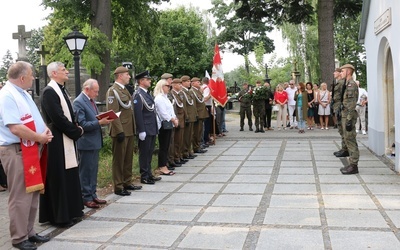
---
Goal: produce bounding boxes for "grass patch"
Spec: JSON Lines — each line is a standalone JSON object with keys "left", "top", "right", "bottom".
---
{"left": 98, "top": 135, "right": 159, "bottom": 188}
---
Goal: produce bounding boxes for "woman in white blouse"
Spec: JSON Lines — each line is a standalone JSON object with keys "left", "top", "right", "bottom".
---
{"left": 154, "top": 79, "right": 179, "bottom": 175}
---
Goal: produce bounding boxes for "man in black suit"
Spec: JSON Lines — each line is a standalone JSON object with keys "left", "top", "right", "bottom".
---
{"left": 133, "top": 71, "right": 161, "bottom": 184}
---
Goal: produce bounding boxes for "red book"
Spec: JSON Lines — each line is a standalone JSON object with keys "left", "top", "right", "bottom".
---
{"left": 96, "top": 110, "right": 121, "bottom": 120}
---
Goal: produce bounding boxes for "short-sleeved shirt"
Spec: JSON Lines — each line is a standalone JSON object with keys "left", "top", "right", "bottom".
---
{"left": 0, "top": 82, "right": 46, "bottom": 145}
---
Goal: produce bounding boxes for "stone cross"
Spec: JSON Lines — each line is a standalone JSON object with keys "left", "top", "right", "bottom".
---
{"left": 12, "top": 25, "right": 32, "bottom": 61}
{"left": 36, "top": 44, "right": 49, "bottom": 66}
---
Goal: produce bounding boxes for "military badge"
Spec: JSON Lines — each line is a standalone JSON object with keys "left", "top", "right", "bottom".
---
{"left": 108, "top": 96, "right": 114, "bottom": 104}
{"left": 133, "top": 99, "right": 138, "bottom": 104}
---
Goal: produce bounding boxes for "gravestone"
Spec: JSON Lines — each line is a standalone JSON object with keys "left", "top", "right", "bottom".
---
{"left": 12, "top": 25, "right": 31, "bottom": 62}
{"left": 36, "top": 44, "right": 49, "bottom": 96}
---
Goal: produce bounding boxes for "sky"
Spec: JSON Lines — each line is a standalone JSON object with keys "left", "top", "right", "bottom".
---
{"left": 0, "top": 0, "right": 288, "bottom": 72}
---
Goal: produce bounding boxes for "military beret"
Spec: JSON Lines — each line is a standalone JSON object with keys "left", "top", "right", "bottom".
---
{"left": 202, "top": 77, "right": 209, "bottom": 83}
{"left": 191, "top": 77, "right": 201, "bottom": 82}
{"left": 161, "top": 73, "right": 173, "bottom": 79}
{"left": 114, "top": 66, "right": 129, "bottom": 75}
{"left": 335, "top": 68, "right": 342, "bottom": 73}
{"left": 135, "top": 70, "right": 152, "bottom": 80}
{"left": 172, "top": 78, "right": 182, "bottom": 84}
{"left": 181, "top": 75, "right": 191, "bottom": 81}
{"left": 340, "top": 64, "right": 355, "bottom": 70}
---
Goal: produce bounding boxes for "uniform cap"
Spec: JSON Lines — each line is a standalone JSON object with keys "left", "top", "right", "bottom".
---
{"left": 180, "top": 75, "right": 191, "bottom": 81}
{"left": 172, "top": 78, "right": 182, "bottom": 84}
{"left": 114, "top": 66, "right": 129, "bottom": 75}
{"left": 135, "top": 70, "right": 152, "bottom": 80}
{"left": 335, "top": 68, "right": 342, "bottom": 73}
{"left": 161, "top": 73, "right": 173, "bottom": 79}
{"left": 340, "top": 64, "right": 355, "bottom": 70}
{"left": 191, "top": 77, "right": 201, "bottom": 82}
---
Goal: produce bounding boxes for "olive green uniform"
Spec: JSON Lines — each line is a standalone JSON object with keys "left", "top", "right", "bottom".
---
{"left": 341, "top": 78, "right": 359, "bottom": 165}
{"left": 253, "top": 99, "right": 265, "bottom": 131}
{"left": 106, "top": 83, "right": 136, "bottom": 192}
{"left": 171, "top": 90, "right": 185, "bottom": 162}
{"left": 238, "top": 89, "right": 252, "bottom": 130}
{"left": 182, "top": 87, "right": 197, "bottom": 157}
{"left": 333, "top": 79, "right": 347, "bottom": 152}
{"left": 191, "top": 86, "right": 209, "bottom": 151}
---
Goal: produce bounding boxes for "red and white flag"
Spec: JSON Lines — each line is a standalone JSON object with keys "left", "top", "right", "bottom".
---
{"left": 208, "top": 44, "right": 228, "bottom": 106}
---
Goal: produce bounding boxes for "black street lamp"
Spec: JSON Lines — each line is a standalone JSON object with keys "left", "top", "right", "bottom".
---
{"left": 264, "top": 63, "right": 271, "bottom": 84}
{"left": 63, "top": 28, "right": 87, "bottom": 97}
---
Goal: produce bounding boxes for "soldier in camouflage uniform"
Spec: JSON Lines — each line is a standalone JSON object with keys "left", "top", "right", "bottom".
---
{"left": 332, "top": 68, "right": 349, "bottom": 158}
{"left": 339, "top": 64, "right": 359, "bottom": 174}
{"left": 252, "top": 80, "right": 266, "bottom": 133}
{"left": 238, "top": 83, "right": 253, "bottom": 131}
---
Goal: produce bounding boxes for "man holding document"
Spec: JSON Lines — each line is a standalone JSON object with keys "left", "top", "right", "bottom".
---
{"left": 106, "top": 66, "right": 142, "bottom": 196}
{"left": 74, "top": 79, "right": 113, "bottom": 208}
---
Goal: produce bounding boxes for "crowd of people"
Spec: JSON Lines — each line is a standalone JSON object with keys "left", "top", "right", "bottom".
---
{"left": 237, "top": 73, "right": 368, "bottom": 135}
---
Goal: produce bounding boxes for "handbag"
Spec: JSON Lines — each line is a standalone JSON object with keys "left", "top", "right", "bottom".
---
{"left": 161, "top": 120, "right": 174, "bottom": 130}
{"left": 272, "top": 105, "right": 279, "bottom": 112}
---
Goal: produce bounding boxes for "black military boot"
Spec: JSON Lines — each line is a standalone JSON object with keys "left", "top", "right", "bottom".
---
{"left": 240, "top": 127, "right": 244, "bottom": 131}
{"left": 335, "top": 151, "right": 350, "bottom": 157}
{"left": 249, "top": 126, "right": 253, "bottom": 131}
{"left": 333, "top": 149, "right": 344, "bottom": 156}
{"left": 340, "top": 164, "right": 359, "bottom": 174}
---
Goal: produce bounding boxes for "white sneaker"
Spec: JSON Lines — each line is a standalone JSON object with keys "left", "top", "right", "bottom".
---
{"left": 362, "top": 130, "right": 367, "bottom": 135}
{"left": 356, "top": 129, "right": 360, "bottom": 133}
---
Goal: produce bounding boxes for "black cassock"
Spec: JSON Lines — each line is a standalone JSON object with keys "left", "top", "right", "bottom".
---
{"left": 39, "top": 83, "right": 83, "bottom": 225}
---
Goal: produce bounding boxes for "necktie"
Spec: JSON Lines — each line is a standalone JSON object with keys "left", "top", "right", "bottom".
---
{"left": 90, "top": 99, "right": 98, "bottom": 114}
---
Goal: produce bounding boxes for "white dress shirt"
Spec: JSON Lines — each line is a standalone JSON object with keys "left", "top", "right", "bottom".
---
{"left": 155, "top": 93, "right": 176, "bottom": 130}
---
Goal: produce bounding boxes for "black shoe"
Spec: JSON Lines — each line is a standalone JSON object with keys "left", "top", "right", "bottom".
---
{"left": 240, "top": 127, "right": 244, "bottom": 131}
{"left": 150, "top": 176, "right": 162, "bottom": 181}
{"left": 167, "top": 166, "right": 175, "bottom": 170}
{"left": 336, "top": 151, "right": 350, "bottom": 157}
{"left": 12, "top": 240, "right": 37, "bottom": 250}
{"left": 249, "top": 127, "right": 253, "bottom": 131}
{"left": 189, "top": 154, "right": 197, "bottom": 158}
{"left": 202, "top": 144, "right": 209, "bottom": 148}
{"left": 183, "top": 156, "right": 193, "bottom": 160}
{"left": 333, "top": 150, "right": 343, "bottom": 156}
{"left": 260, "top": 130, "right": 265, "bottom": 133}
{"left": 340, "top": 164, "right": 359, "bottom": 174}
{"left": 255, "top": 129, "right": 259, "bottom": 133}
{"left": 124, "top": 184, "right": 142, "bottom": 191}
{"left": 141, "top": 178, "right": 155, "bottom": 184}
{"left": 174, "top": 160, "right": 185, "bottom": 165}
{"left": 170, "top": 162, "right": 182, "bottom": 168}
{"left": 28, "top": 234, "right": 50, "bottom": 243}
{"left": 114, "top": 189, "right": 131, "bottom": 196}
{"left": 194, "top": 149, "right": 207, "bottom": 153}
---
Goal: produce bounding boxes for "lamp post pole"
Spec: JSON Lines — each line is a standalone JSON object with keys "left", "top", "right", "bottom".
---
{"left": 73, "top": 52, "right": 80, "bottom": 98}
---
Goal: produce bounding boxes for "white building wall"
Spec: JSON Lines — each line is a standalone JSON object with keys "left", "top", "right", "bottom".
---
{"left": 363, "top": 0, "right": 400, "bottom": 171}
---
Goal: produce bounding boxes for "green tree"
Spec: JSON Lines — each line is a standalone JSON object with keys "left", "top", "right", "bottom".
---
{"left": 26, "top": 28, "right": 44, "bottom": 70}
{"left": 152, "top": 7, "right": 214, "bottom": 78}
{"left": 0, "top": 50, "right": 14, "bottom": 82}
{"left": 210, "top": 0, "right": 275, "bottom": 75}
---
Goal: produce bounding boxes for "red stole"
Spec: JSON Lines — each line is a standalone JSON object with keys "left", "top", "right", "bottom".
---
{"left": 21, "top": 117, "right": 47, "bottom": 193}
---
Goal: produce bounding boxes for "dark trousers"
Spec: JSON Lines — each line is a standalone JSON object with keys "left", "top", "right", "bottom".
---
{"left": 139, "top": 135, "right": 156, "bottom": 179}
{"left": 203, "top": 106, "right": 212, "bottom": 143}
{"left": 263, "top": 108, "right": 272, "bottom": 128}
{"left": 158, "top": 128, "right": 172, "bottom": 167}
{"left": 240, "top": 106, "right": 252, "bottom": 128}
{"left": 183, "top": 122, "right": 194, "bottom": 157}
{"left": 78, "top": 149, "right": 100, "bottom": 203}
{"left": 0, "top": 161, "right": 7, "bottom": 187}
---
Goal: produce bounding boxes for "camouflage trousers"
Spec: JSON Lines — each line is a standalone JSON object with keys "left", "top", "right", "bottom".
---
{"left": 240, "top": 106, "right": 253, "bottom": 128}
{"left": 342, "top": 110, "right": 359, "bottom": 165}
{"left": 253, "top": 101, "right": 265, "bottom": 129}
{"left": 335, "top": 112, "right": 348, "bottom": 151}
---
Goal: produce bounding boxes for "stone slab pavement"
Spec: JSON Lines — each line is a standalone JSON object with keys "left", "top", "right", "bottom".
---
{"left": 1, "top": 112, "right": 399, "bottom": 249}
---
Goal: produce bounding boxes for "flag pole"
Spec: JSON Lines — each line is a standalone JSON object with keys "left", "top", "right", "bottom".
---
{"left": 212, "top": 100, "right": 216, "bottom": 145}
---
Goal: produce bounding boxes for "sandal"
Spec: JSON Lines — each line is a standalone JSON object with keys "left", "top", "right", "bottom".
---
{"left": 160, "top": 170, "right": 175, "bottom": 176}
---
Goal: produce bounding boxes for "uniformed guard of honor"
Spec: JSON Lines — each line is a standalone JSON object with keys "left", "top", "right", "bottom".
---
{"left": 337, "top": 64, "right": 360, "bottom": 175}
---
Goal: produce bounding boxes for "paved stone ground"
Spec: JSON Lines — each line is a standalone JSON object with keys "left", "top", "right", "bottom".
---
{"left": 1, "top": 112, "right": 400, "bottom": 249}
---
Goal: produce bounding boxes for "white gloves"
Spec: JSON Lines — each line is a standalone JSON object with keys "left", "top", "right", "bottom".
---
{"left": 139, "top": 132, "right": 146, "bottom": 141}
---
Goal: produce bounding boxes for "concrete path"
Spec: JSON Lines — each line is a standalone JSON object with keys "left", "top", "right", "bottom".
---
{"left": 1, "top": 112, "right": 400, "bottom": 249}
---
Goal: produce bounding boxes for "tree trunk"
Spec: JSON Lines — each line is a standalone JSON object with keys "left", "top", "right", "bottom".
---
{"left": 317, "top": 0, "right": 335, "bottom": 89}
{"left": 91, "top": 0, "right": 112, "bottom": 103}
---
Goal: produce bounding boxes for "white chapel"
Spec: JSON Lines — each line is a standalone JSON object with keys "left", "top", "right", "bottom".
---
{"left": 359, "top": 0, "right": 400, "bottom": 171}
